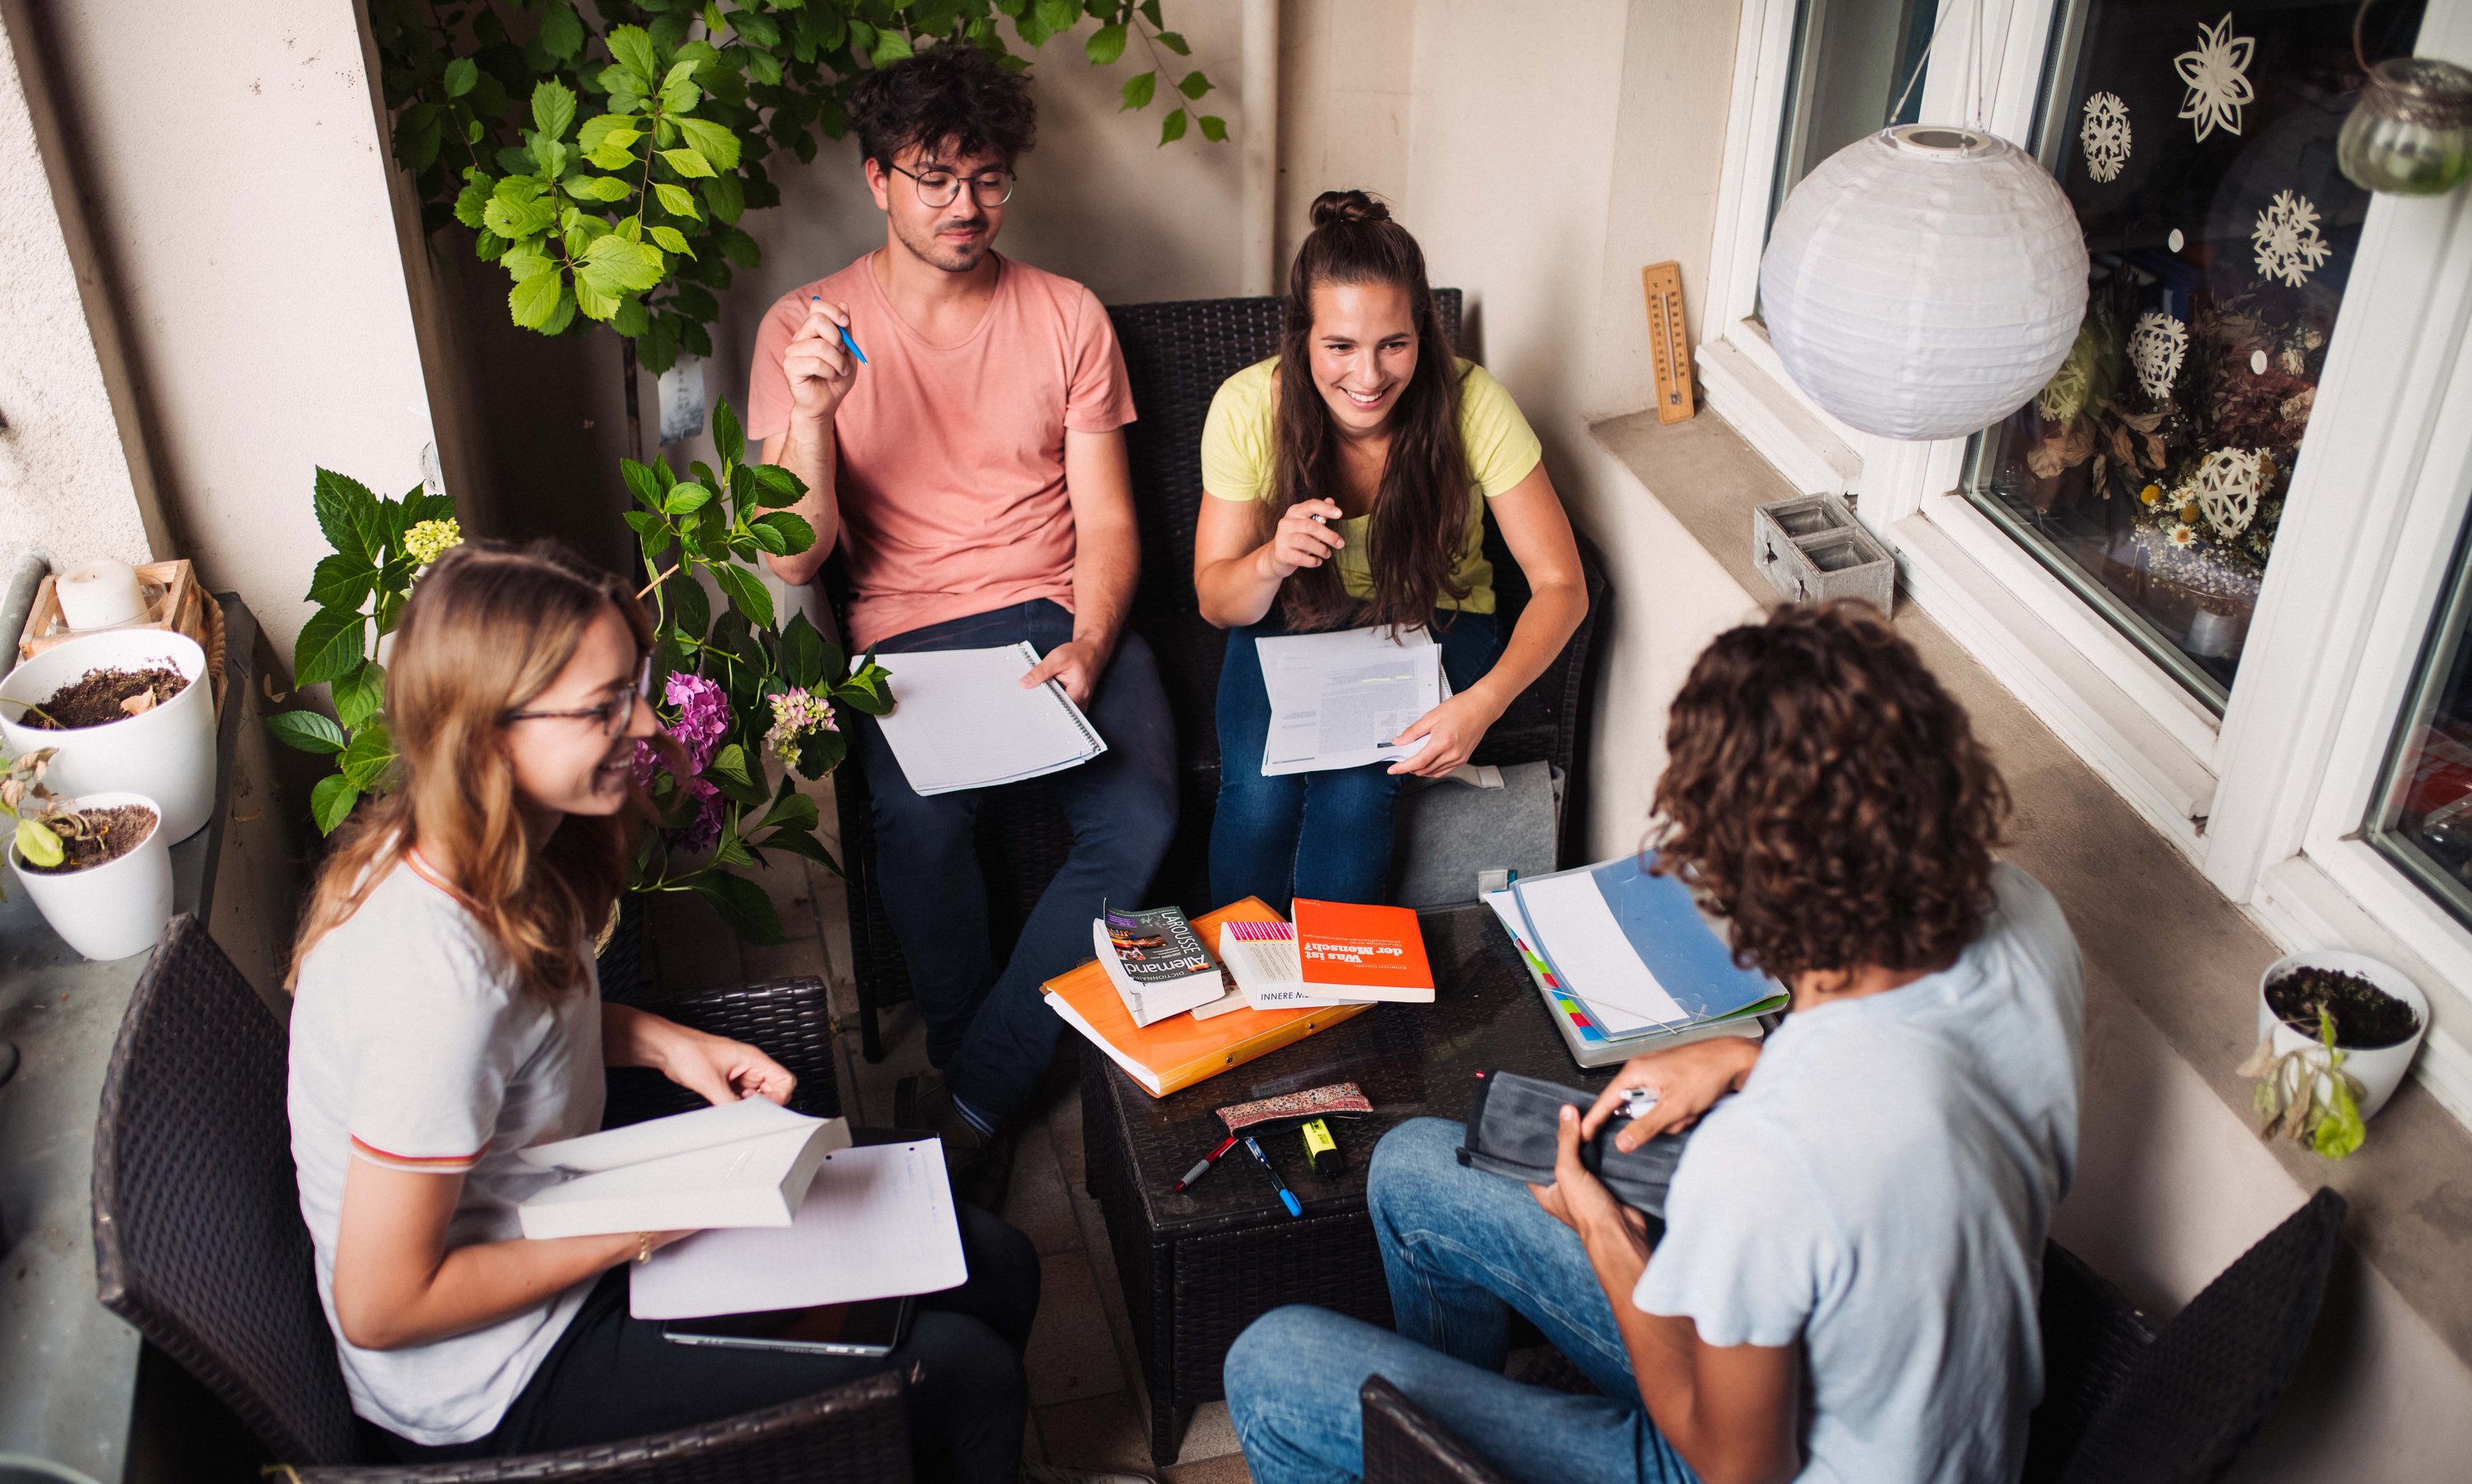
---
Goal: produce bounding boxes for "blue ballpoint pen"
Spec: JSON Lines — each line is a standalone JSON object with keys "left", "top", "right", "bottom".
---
{"left": 1243, "top": 1136, "right": 1303, "bottom": 1218}
{"left": 811, "top": 293, "right": 867, "bottom": 364}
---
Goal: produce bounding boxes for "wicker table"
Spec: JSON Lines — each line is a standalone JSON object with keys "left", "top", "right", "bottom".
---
{"left": 1078, "top": 902, "right": 1614, "bottom": 1465}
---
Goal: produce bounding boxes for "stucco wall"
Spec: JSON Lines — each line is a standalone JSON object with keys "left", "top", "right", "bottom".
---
{"left": 26, "top": 0, "right": 440, "bottom": 666}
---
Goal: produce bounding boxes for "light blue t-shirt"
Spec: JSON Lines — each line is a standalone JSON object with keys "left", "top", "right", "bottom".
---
{"left": 1633, "top": 864, "right": 2085, "bottom": 1484}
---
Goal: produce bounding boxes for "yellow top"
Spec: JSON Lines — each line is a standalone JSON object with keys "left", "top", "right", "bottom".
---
{"left": 1199, "top": 357, "right": 1544, "bottom": 616}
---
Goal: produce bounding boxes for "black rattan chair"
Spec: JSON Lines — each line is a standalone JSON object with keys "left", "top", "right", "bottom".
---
{"left": 1360, "top": 1375, "right": 1513, "bottom": 1484}
{"left": 91, "top": 914, "right": 908, "bottom": 1482}
{"left": 1352, "top": 1191, "right": 2343, "bottom": 1484}
{"left": 836, "top": 291, "right": 1613, "bottom": 1058}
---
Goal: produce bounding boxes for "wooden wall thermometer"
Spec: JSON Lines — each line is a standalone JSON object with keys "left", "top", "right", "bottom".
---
{"left": 1641, "top": 261, "right": 1695, "bottom": 424}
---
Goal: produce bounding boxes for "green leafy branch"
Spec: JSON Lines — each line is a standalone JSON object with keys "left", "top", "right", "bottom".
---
{"left": 2240, "top": 1008, "right": 2369, "bottom": 1160}
{"left": 1085, "top": 0, "right": 1223, "bottom": 143}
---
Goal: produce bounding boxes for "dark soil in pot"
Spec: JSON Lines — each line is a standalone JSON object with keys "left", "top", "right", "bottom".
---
{"left": 2266, "top": 966, "right": 2422, "bottom": 1049}
{"left": 19, "top": 805, "right": 157, "bottom": 873}
{"left": 20, "top": 664, "right": 189, "bottom": 728}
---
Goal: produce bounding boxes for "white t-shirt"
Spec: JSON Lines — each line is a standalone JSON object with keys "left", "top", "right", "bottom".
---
{"left": 1633, "top": 864, "right": 2084, "bottom": 1484}
{"left": 287, "top": 854, "right": 606, "bottom": 1446}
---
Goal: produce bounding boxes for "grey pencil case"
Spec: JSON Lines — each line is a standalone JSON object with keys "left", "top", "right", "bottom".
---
{"left": 1456, "top": 1068, "right": 1688, "bottom": 1216}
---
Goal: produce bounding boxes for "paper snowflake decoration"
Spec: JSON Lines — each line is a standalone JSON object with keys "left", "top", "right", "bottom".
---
{"left": 2128, "top": 311, "right": 2190, "bottom": 401}
{"left": 2176, "top": 14, "right": 2255, "bottom": 142}
{"left": 2252, "top": 190, "right": 2331, "bottom": 288}
{"left": 2081, "top": 93, "right": 2132, "bottom": 183}
{"left": 2193, "top": 447, "right": 2266, "bottom": 537}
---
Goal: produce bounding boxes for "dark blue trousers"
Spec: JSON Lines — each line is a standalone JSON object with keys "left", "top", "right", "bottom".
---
{"left": 848, "top": 600, "right": 1178, "bottom": 1121}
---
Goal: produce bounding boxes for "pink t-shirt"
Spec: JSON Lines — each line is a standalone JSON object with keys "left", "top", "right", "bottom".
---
{"left": 747, "top": 252, "right": 1137, "bottom": 649}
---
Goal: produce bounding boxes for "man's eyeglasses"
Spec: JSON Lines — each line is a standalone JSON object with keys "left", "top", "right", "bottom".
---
{"left": 503, "top": 656, "right": 653, "bottom": 738}
{"left": 887, "top": 161, "right": 1017, "bottom": 209}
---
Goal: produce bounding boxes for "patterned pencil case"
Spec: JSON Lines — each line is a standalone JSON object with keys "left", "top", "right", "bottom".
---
{"left": 1217, "top": 1081, "right": 1374, "bottom": 1134}
{"left": 1457, "top": 1069, "right": 1688, "bottom": 1215}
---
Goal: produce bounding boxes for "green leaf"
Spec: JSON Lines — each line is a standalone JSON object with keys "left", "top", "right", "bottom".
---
{"left": 1085, "top": 22, "right": 1126, "bottom": 65}
{"left": 1035, "top": 0, "right": 1079, "bottom": 37}
{"left": 705, "top": 742, "right": 769, "bottom": 807}
{"left": 659, "top": 147, "right": 717, "bottom": 179}
{"left": 578, "top": 234, "right": 667, "bottom": 295}
{"left": 583, "top": 134, "right": 641, "bottom": 172}
{"left": 763, "top": 819, "right": 842, "bottom": 869}
{"left": 15, "top": 817, "right": 63, "bottom": 869}
{"left": 760, "top": 790, "right": 821, "bottom": 834}
{"left": 670, "top": 569, "right": 711, "bottom": 644}
{"left": 529, "top": 134, "right": 569, "bottom": 180}
{"left": 538, "top": 1, "right": 585, "bottom": 61}
{"left": 871, "top": 27, "right": 913, "bottom": 65}
{"left": 659, "top": 58, "right": 703, "bottom": 114}
{"left": 712, "top": 562, "right": 774, "bottom": 630}
{"left": 312, "top": 467, "right": 381, "bottom": 563}
{"left": 483, "top": 191, "right": 559, "bottom": 241}
{"left": 672, "top": 116, "right": 742, "bottom": 172}
{"left": 332, "top": 659, "right": 386, "bottom": 731}
{"left": 509, "top": 267, "right": 568, "bottom": 329}
{"left": 531, "top": 78, "right": 578, "bottom": 141}
{"left": 565, "top": 173, "right": 632, "bottom": 202}
{"left": 537, "top": 283, "right": 578, "bottom": 335}
{"left": 306, "top": 552, "right": 377, "bottom": 611}
{"left": 1119, "top": 69, "right": 1156, "bottom": 110}
{"left": 452, "top": 178, "right": 492, "bottom": 230}
{"left": 700, "top": 169, "right": 745, "bottom": 226}
{"left": 751, "top": 462, "right": 804, "bottom": 508}
{"left": 752, "top": 510, "right": 814, "bottom": 555}
{"left": 1198, "top": 114, "right": 1227, "bottom": 143}
{"left": 654, "top": 181, "right": 703, "bottom": 220}
{"left": 686, "top": 868, "right": 784, "bottom": 943}
{"left": 294, "top": 605, "right": 367, "bottom": 687}
{"left": 710, "top": 827, "right": 760, "bottom": 869}
{"left": 1159, "top": 106, "right": 1187, "bottom": 145}
{"left": 499, "top": 239, "right": 558, "bottom": 282}
{"left": 338, "top": 720, "right": 396, "bottom": 790}
{"left": 442, "top": 58, "right": 479, "bottom": 98}
{"left": 573, "top": 274, "right": 620, "bottom": 324}
{"left": 1155, "top": 30, "right": 1191, "bottom": 56}
{"left": 621, "top": 457, "right": 666, "bottom": 509}
{"left": 780, "top": 611, "right": 828, "bottom": 689}
{"left": 309, "top": 774, "right": 360, "bottom": 836}
{"left": 265, "top": 709, "right": 347, "bottom": 756}
{"left": 713, "top": 398, "right": 745, "bottom": 468}
{"left": 1177, "top": 69, "right": 1211, "bottom": 100}
{"left": 662, "top": 482, "right": 714, "bottom": 515}
{"left": 836, "top": 657, "right": 895, "bottom": 716}
{"left": 606, "top": 25, "right": 659, "bottom": 87}
{"left": 648, "top": 224, "right": 695, "bottom": 257}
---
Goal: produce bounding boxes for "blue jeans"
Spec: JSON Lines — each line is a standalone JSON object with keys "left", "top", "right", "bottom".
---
{"left": 1211, "top": 611, "right": 1503, "bottom": 913}
{"left": 848, "top": 600, "right": 1178, "bottom": 1122}
{"left": 1223, "top": 1118, "right": 1700, "bottom": 1484}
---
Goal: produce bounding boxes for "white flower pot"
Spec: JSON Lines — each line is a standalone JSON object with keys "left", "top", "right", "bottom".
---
{"left": 2254, "top": 949, "right": 2429, "bottom": 1121}
{"left": 7, "top": 791, "right": 174, "bottom": 961}
{"left": 0, "top": 630, "right": 216, "bottom": 841}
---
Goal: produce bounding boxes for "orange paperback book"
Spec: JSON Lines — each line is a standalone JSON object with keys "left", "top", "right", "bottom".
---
{"left": 1293, "top": 897, "right": 1436, "bottom": 1003}
{"left": 1042, "top": 897, "right": 1374, "bottom": 1098}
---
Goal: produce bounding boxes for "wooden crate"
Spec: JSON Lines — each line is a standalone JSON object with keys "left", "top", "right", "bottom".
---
{"left": 14, "top": 559, "right": 225, "bottom": 713}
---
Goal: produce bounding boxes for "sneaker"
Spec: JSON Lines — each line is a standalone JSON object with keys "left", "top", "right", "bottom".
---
{"left": 896, "top": 1070, "right": 1018, "bottom": 1211}
{"left": 1021, "top": 1463, "right": 1159, "bottom": 1484}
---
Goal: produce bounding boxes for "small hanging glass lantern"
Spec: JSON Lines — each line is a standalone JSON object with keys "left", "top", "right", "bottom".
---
{"left": 2338, "top": 2, "right": 2472, "bottom": 196}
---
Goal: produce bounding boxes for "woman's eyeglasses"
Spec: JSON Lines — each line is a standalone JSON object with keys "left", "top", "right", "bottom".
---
{"left": 503, "top": 657, "right": 653, "bottom": 738}
{"left": 887, "top": 161, "right": 1017, "bottom": 208}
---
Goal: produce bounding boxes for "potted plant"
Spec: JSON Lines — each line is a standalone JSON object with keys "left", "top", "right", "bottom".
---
{"left": 2, "top": 747, "right": 174, "bottom": 962}
{"left": 0, "top": 628, "right": 216, "bottom": 841}
{"left": 2240, "top": 948, "right": 2428, "bottom": 1159}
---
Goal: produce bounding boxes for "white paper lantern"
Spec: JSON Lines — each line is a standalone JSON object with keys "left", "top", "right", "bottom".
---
{"left": 1760, "top": 124, "right": 2090, "bottom": 442}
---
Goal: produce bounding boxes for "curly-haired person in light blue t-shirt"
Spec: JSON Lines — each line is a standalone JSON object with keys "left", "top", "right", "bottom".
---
{"left": 1224, "top": 601, "right": 2086, "bottom": 1484}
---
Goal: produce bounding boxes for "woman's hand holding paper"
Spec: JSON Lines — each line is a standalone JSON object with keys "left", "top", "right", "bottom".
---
{"left": 1385, "top": 689, "right": 1504, "bottom": 777}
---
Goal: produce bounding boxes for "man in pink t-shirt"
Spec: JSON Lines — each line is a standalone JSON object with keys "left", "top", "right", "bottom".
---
{"left": 751, "top": 46, "right": 1175, "bottom": 1212}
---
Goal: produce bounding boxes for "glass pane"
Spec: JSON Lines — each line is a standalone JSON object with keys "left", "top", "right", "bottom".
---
{"left": 1767, "top": 0, "right": 1936, "bottom": 238}
{"left": 1964, "top": 0, "right": 2425, "bottom": 709}
{"left": 2369, "top": 512, "right": 2472, "bottom": 930}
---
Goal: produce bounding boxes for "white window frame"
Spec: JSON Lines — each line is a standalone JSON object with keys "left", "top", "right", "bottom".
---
{"left": 1698, "top": 0, "right": 2472, "bottom": 1129}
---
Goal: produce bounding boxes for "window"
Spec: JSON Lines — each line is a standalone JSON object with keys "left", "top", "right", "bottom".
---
{"left": 1767, "top": 0, "right": 1937, "bottom": 235}
{"left": 2368, "top": 500, "right": 2472, "bottom": 927}
{"left": 1960, "top": 0, "right": 2428, "bottom": 709}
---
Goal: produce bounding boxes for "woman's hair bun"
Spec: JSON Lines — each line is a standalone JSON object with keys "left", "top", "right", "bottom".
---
{"left": 1309, "top": 190, "right": 1390, "bottom": 230}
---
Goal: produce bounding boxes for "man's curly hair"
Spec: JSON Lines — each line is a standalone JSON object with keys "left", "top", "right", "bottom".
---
{"left": 848, "top": 43, "right": 1037, "bottom": 172}
{"left": 1649, "top": 602, "right": 2009, "bottom": 981}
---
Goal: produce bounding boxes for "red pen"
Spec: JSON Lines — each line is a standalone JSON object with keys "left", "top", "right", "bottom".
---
{"left": 1172, "top": 1134, "right": 1240, "bottom": 1192}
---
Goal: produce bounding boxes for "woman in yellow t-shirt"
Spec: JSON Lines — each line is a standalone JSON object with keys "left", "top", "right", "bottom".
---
{"left": 1194, "top": 190, "right": 1589, "bottom": 911}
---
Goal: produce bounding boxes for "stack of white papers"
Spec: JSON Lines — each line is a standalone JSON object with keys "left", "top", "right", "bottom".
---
{"left": 1255, "top": 626, "right": 1443, "bottom": 775}
{"left": 873, "top": 643, "right": 1107, "bottom": 795}
{"left": 515, "top": 1098, "right": 851, "bottom": 1239}
{"left": 629, "top": 1139, "right": 968, "bottom": 1320}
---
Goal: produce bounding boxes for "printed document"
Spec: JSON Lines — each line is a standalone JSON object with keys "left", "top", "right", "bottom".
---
{"left": 873, "top": 643, "right": 1107, "bottom": 795}
{"left": 1256, "top": 626, "right": 1442, "bottom": 776}
{"left": 629, "top": 1139, "right": 969, "bottom": 1321}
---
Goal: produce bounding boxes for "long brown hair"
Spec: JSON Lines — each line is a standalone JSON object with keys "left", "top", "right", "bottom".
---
{"left": 1648, "top": 602, "right": 2011, "bottom": 981}
{"left": 287, "top": 540, "right": 657, "bottom": 999}
{"left": 1271, "top": 190, "right": 1471, "bottom": 631}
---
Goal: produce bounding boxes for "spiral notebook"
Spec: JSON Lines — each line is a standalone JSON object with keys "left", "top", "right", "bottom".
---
{"left": 872, "top": 642, "right": 1107, "bottom": 795}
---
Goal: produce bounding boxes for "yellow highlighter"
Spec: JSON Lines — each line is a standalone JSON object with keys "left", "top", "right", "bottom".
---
{"left": 1299, "top": 1117, "right": 1345, "bottom": 1179}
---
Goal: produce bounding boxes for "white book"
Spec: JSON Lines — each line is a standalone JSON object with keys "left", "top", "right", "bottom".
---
{"left": 515, "top": 1098, "right": 852, "bottom": 1240}
{"left": 630, "top": 1140, "right": 967, "bottom": 1320}
{"left": 872, "top": 643, "right": 1107, "bottom": 796}
{"left": 1217, "top": 920, "right": 1374, "bottom": 1010}
{"left": 1093, "top": 918, "right": 1230, "bottom": 1026}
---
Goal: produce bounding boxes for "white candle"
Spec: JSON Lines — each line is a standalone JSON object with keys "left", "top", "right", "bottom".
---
{"left": 57, "top": 560, "right": 147, "bottom": 630}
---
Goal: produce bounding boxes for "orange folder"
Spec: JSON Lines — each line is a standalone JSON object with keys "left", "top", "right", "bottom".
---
{"left": 1042, "top": 896, "right": 1375, "bottom": 1098}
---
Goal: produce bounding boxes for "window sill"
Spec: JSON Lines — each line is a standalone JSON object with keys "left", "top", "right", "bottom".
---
{"left": 1589, "top": 405, "right": 2472, "bottom": 1369}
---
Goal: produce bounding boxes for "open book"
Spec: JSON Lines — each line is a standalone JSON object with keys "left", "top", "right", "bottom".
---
{"left": 515, "top": 1097, "right": 851, "bottom": 1240}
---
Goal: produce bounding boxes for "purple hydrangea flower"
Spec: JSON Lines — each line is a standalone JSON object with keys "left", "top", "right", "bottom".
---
{"left": 631, "top": 671, "right": 735, "bottom": 853}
